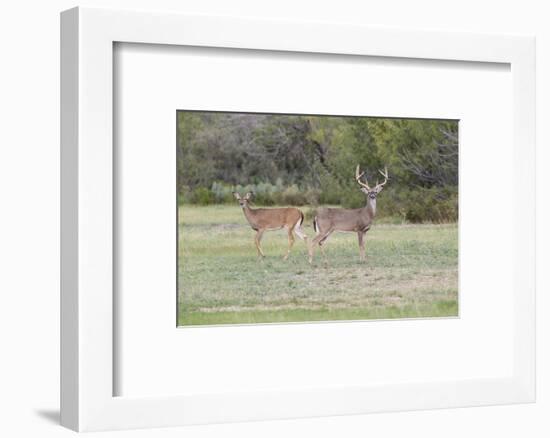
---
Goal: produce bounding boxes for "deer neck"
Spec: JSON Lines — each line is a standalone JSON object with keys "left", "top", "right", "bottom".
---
{"left": 241, "top": 204, "right": 258, "bottom": 226}
{"left": 365, "top": 197, "right": 376, "bottom": 217}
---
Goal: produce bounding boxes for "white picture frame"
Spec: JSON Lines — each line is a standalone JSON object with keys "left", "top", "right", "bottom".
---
{"left": 60, "top": 7, "right": 535, "bottom": 432}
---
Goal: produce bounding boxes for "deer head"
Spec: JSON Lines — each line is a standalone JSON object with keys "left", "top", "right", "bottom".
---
{"left": 355, "top": 165, "right": 389, "bottom": 200}
{"left": 232, "top": 191, "right": 254, "bottom": 208}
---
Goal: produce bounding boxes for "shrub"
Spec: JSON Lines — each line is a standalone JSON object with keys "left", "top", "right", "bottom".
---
{"left": 179, "top": 181, "right": 458, "bottom": 223}
{"left": 177, "top": 185, "right": 192, "bottom": 204}
{"left": 304, "top": 188, "right": 321, "bottom": 206}
{"left": 191, "top": 187, "right": 215, "bottom": 205}
{"left": 303, "top": 207, "right": 316, "bottom": 222}
{"left": 276, "top": 185, "right": 307, "bottom": 206}
{"left": 211, "top": 181, "right": 233, "bottom": 203}
{"left": 377, "top": 186, "right": 458, "bottom": 223}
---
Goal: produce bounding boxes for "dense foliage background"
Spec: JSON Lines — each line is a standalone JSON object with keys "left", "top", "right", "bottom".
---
{"left": 177, "top": 112, "right": 458, "bottom": 222}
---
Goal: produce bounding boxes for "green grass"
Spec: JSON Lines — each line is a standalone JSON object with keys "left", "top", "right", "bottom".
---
{"left": 178, "top": 205, "right": 458, "bottom": 326}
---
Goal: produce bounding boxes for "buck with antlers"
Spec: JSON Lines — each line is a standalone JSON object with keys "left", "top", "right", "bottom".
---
{"left": 233, "top": 192, "right": 308, "bottom": 260}
{"left": 309, "top": 165, "right": 389, "bottom": 264}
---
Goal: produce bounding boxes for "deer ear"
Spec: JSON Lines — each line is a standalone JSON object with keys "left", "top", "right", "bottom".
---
{"left": 244, "top": 192, "right": 254, "bottom": 200}
{"left": 360, "top": 187, "right": 369, "bottom": 194}
{"left": 375, "top": 185, "right": 384, "bottom": 193}
{"left": 232, "top": 192, "right": 241, "bottom": 200}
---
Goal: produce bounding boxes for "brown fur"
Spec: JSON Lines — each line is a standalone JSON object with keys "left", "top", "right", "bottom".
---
{"left": 309, "top": 165, "right": 388, "bottom": 264}
{"left": 233, "top": 192, "right": 307, "bottom": 260}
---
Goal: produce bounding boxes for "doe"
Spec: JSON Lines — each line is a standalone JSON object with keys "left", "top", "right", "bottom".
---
{"left": 233, "top": 192, "right": 308, "bottom": 260}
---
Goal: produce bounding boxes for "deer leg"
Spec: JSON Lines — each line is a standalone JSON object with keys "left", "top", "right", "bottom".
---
{"left": 307, "top": 236, "right": 316, "bottom": 264}
{"left": 319, "top": 236, "right": 330, "bottom": 266}
{"left": 309, "top": 230, "right": 332, "bottom": 264}
{"left": 308, "top": 233, "right": 321, "bottom": 264}
{"left": 255, "top": 229, "right": 265, "bottom": 259}
{"left": 293, "top": 222, "right": 308, "bottom": 242}
{"left": 358, "top": 231, "right": 366, "bottom": 262}
{"left": 283, "top": 227, "right": 295, "bottom": 260}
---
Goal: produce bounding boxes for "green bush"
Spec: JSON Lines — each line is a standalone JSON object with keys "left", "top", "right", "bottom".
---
{"left": 177, "top": 185, "right": 193, "bottom": 204}
{"left": 377, "top": 186, "right": 458, "bottom": 223}
{"left": 275, "top": 185, "right": 308, "bottom": 206}
{"left": 303, "top": 207, "right": 317, "bottom": 222}
{"left": 191, "top": 187, "right": 215, "bottom": 205}
{"left": 178, "top": 182, "right": 458, "bottom": 223}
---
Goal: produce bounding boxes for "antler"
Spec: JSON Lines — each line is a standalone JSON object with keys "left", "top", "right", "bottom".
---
{"left": 355, "top": 165, "right": 371, "bottom": 190}
{"left": 376, "top": 166, "right": 389, "bottom": 188}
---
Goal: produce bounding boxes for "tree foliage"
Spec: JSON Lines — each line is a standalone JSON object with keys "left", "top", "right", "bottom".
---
{"left": 177, "top": 112, "right": 458, "bottom": 222}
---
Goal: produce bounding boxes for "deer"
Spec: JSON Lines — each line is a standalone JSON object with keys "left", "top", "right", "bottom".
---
{"left": 232, "top": 192, "right": 308, "bottom": 260}
{"left": 309, "top": 165, "right": 388, "bottom": 264}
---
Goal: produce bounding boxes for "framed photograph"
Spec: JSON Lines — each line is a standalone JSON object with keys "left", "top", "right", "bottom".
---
{"left": 176, "top": 111, "right": 459, "bottom": 326}
{"left": 61, "top": 7, "right": 535, "bottom": 432}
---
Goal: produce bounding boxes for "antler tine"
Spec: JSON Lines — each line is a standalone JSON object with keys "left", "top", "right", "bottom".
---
{"left": 355, "top": 164, "right": 371, "bottom": 190}
{"left": 377, "top": 166, "right": 389, "bottom": 187}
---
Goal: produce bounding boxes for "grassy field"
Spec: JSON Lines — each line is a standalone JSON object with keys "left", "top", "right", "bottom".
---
{"left": 177, "top": 205, "right": 458, "bottom": 326}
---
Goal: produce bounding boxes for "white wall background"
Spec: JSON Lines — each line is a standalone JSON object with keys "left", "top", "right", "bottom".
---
{"left": 0, "top": 1, "right": 547, "bottom": 437}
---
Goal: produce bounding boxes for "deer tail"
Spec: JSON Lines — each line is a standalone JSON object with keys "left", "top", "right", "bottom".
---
{"left": 293, "top": 211, "right": 307, "bottom": 241}
{"left": 313, "top": 216, "right": 318, "bottom": 233}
